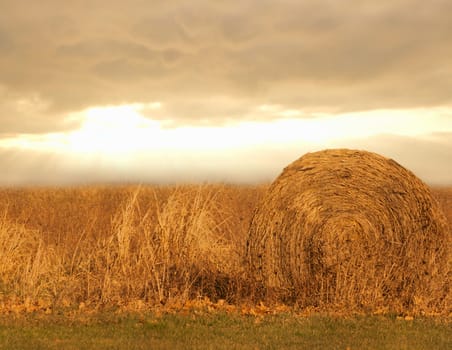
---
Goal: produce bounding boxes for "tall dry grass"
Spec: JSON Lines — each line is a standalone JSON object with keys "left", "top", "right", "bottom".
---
{"left": 0, "top": 213, "right": 58, "bottom": 300}
{"left": 0, "top": 185, "right": 263, "bottom": 309}
{"left": 0, "top": 183, "right": 449, "bottom": 314}
{"left": 433, "top": 187, "right": 452, "bottom": 229}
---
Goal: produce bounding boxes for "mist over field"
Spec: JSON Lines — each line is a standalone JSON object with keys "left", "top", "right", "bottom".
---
{"left": 1, "top": 131, "right": 451, "bottom": 186}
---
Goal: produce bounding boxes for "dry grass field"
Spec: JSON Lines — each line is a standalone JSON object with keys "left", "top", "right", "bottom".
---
{"left": 434, "top": 187, "right": 452, "bottom": 226}
{"left": 0, "top": 185, "right": 264, "bottom": 312}
{"left": 0, "top": 184, "right": 450, "bottom": 316}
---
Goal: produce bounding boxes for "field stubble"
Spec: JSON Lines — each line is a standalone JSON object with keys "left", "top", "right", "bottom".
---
{"left": 0, "top": 184, "right": 450, "bottom": 316}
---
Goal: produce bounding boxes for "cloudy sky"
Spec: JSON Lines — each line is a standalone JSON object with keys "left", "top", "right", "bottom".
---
{"left": 1, "top": 0, "right": 451, "bottom": 186}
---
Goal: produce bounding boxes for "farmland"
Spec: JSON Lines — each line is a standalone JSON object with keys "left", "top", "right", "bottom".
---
{"left": 0, "top": 183, "right": 450, "bottom": 312}
{"left": 0, "top": 184, "right": 263, "bottom": 311}
{"left": 0, "top": 184, "right": 450, "bottom": 348}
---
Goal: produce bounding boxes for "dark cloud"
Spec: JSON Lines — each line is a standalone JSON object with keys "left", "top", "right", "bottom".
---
{"left": 0, "top": 86, "right": 81, "bottom": 135}
{"left": 143, "top": 96, "right": 257, "bottom": 127}
{"left": 0, "top": 0, "right": 452, "bottom": 132}
{"left": 0, "top": 29, "right": 13, "bottom": 52}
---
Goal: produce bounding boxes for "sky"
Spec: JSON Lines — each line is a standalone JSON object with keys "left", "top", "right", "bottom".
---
{"left": 1, "top": 0, "right": 451, "bottom": 186}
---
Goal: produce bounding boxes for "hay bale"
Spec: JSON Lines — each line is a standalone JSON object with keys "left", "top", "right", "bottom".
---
{"left": 246, "top": 149, "right": 450, "bottom": 313}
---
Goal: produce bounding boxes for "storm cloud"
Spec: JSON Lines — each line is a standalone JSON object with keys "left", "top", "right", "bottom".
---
{"left": 1, "top": 0, "right": 452, "bottom": 133}
{"left": 1, "top": 0, "right": 451, "bottom": 186}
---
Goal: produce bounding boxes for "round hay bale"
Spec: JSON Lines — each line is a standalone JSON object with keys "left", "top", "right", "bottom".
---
{"left": 246, "top": 149, "right": 450, "bottom": 313}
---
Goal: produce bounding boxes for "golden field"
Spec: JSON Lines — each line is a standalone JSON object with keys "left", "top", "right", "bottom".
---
{"left": 0, "top": 185, "right": 264, "bottom": 312}
{"left": 0, "top": 184, "right": 450, "bottom": 315}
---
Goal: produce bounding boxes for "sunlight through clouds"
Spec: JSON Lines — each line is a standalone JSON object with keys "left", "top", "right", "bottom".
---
{"left": 67, "top": 104, "right": 162, "bottom": 154}
{"left": 1, "top": 103, "right": 451, "bottom": 157}
{"left": 0, "top": 103, "right": 451, "bottom": 185}
{"left": 1, "top": 1, "right": 451, "bottom": 186}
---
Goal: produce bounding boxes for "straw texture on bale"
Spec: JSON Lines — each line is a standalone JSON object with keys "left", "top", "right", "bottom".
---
{"left": 246, "top": 149, "right": 450, "bottom": 313}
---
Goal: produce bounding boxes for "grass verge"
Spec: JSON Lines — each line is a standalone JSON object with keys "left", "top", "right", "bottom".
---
{"left": 0, "top": 311, "right": 450, "bottom": 350}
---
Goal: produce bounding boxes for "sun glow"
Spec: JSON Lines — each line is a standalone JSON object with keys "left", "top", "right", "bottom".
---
{"left": 1, "top": 103, "right": 451, "bottom": 159}
{"left": 1, "top": 103, "right": 451, "bottom": 185}
{"left": 67, "top": 104, "right": 161, "bottom": 154}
